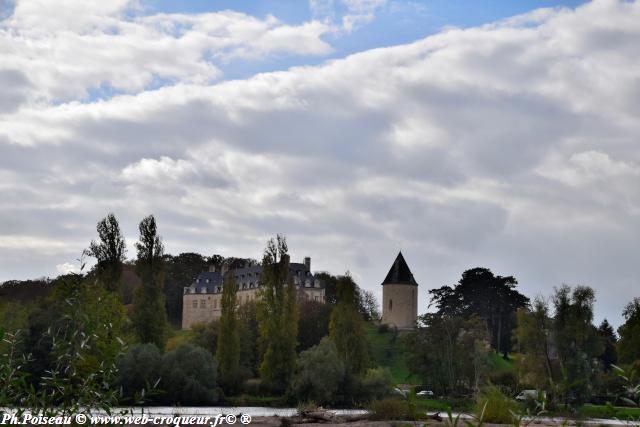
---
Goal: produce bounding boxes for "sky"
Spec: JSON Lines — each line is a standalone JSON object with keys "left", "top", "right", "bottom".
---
{"left": 1, "top": 0, "right": 639, "bottom": 328}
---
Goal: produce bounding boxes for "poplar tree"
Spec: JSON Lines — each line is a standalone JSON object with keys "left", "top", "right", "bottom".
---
{"left": 217, "top": 272, "right": 240, "bottom": 393}
{"left": 88, "top": 213, "right": 126, "bottom": 293}
{"left": 329, "top": 275, "right": 370, "bottom": 375}
{"left": 256, "top": 235, "right": 298, "bottom": 393}
{"left": 132, "top": 215, "right": 168, "bottom": 349}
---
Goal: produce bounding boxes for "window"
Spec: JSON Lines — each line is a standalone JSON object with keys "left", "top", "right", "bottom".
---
{"left": 314, "top": 296, "right": 319, "bottom": 301}
{"left": 213, "top": 299, "right": 217, "bottom": 309}
{"left": 200, "top": 300, "right": 206, "bottom": 308}
{"left": 389, "top": 299, "right": 393, "bottom": 311}
{"left": 192, "top": 300, "right": 198, "bottom": 308}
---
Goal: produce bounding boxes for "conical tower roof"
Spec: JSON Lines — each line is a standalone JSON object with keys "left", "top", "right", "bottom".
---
{"left": 382, "top": 251, "right": 418, "bottom": 286}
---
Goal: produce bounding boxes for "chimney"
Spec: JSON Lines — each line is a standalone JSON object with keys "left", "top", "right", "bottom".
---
{"left": 304, "top": 257, "right": 311, "bottom": 271}
{"left": 208, "top": 264, "right": 216, "bottom": 273}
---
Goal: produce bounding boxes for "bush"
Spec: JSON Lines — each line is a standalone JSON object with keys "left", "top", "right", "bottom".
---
{"left": 160, "top": 343, "right": 219, "bottom": 405}
{"left": 290, "top": 337, "right": 344, "bottom": 405}
{"left": 476, "top": 386, "right": 519, "bottom": 424}
{"left": 115, "top": 343, "right": 163, "bottom": 403}
{"left": 370, "top": 397, "right": 408, "bottom": 420}
{"left": 360, "top": 367, "right": 394, "bottom": 401}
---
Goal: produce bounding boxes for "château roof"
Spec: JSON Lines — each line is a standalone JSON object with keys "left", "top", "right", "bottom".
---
{"left": 382, "top": 252, "right": 418, "bottom": 286}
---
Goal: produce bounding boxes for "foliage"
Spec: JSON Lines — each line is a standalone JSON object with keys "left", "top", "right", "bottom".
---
{"left": 359, "top": 367, "right": 394, "bottom": 401}
{"left": 290, "top": 337, "right": 345, "bottom": 405}
{"left": 163, "top": 253, "right": 208, "bottom": 326}
{"left": 1, "top": 273, "right": 127, "bottom": 416}
{"left": 217, "top": 273, "right": 241, "bottom": 393}
{"left": 237, "top": 302, "right": 260, "bottom": 378}
{"left": 597, "top": 319, "right": 618, "bottom": 371}
{"left": 369, "top": 397, "right": 410, "bottom": 420}
{"left": 475, "top": 386, "right": 518, "bottom": 424}
{"left": 358, "top": 289, "right": 381, "bottom": 321}
{"left": 618, "top": 298, "right": 640, "bottom": 365}
{"left": 87, "top": 213, "right": 126, "bottom": 293}
{"left": 552, "top": 285, "right": 603, "bottom": 405}
{"left": 515, "top": 299, "right": 555, "bottom": 391}
{"left": 190, "top": 321, "right": 219, "bottom": 355}
{"left": 405, "top": 314, "right": 490, "bottom": 396}
{"left": 297, "top": 299, "right": 331, "bottom": 352}
{"left": 115, "top": 343, "right": 162, "bottom": 403}
{"left": 256, "top": 234, "right": 299, "bottom": 393}
{"left": 329, "top": 275, "right": 371, "bottom": 375}
{"left": 430, "top": 267, "right": 529, "bottom": 357}
{"left": 131, "top": 215, "right": 168, "bottom": 349}
{"left": 159, "top": 343, "right": 218, "bottom": 405}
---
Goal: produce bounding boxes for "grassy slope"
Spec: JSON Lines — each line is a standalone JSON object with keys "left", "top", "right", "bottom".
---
{"left": 364, "top": 322, "right": 420, "bottom": 385}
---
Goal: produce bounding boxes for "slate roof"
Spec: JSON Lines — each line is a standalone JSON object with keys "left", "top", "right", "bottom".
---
{"left": 187, "top": 261, "right": 321, "bottom": 294}
{"left": 381, "top": 252, "right": 418, "bottom": 286}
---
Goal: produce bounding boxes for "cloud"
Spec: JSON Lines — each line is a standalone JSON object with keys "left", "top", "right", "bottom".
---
{"left": 309, "top": 0, "right": 388, "bottom": 32}
{"left": 0, "top": 0, "right": 334, "bottom": 105}
{"left": 1, "top": 0, "right": 640, "bottom": 326}
{"left": 56, "top": 262, "right": 81, "bottom": 275}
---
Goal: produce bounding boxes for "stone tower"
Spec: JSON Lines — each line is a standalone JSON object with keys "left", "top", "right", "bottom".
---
{"left": 381, "top": 251, "right": 418, "bottom": 330}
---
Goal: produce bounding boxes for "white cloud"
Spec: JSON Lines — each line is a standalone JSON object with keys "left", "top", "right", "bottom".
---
{"left": 0, "top": 1, "right": 334, "bottom": 106}
{"left": 1, "top": 0, "right": 640, "bottom": 326}
{"left": 56, "top": 262, "right": 80, "bottom": 275}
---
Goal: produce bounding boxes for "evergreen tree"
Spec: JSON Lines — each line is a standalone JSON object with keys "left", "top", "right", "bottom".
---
{"left": 429, "top": 268, "right": 529, "bottom": 357}
{"left": 87, "top": 213, "right": 126, "bottom": 293}
{"left": 256, "top": 235, "right": 298, "bottom": 393}
{"left": 216, "top": 272, "right": 241, "bottom": 393}
{"left": 597, "top": 319, "right": 618, "bottom": 371}
{"left": 131, "top": 215, "right": 168, "bottom": 349}
{"left": 329, "top": 275, "right": 370, "bottom": 375}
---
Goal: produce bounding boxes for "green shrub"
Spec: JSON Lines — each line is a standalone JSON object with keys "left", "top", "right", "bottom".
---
{"left": 160, "top": 343, "right": 219, "bottom": 405}
{"left": 475, "top": 385, "right": 519, "bottom": 424}
{"left": 360, "top": 367, "right": 394, "bottom": 401}
{"left": 115, "top": 343, "right": 163, "bottom": 403}
{"left": 370, "top": 397, "right": 408, "bottom": 420}
{"left": 290, "top": 337, "right": 344, "bottom": 405}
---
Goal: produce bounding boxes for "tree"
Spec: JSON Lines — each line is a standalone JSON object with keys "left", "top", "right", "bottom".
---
{"left": 406, "top": 314, "right": 489, "bottom": 396}
{"left": 552, "top": 285, "right": 603, "bottom": 405}
{"left": 291, "top": 337, "right": 345, "bottom": 405}
{"left": 597, "top": 319, "right": 618, "bottom": 371}
{"left": 237, "top": 302, "right": 260, "bottom": 378}
{"left": 163, "top": 253, "right": 208, "bottom": 326}
{"left": 115, "top": 343, "right": 163, "bottom": 403}
{"left": 430, "top": 267, "right": 529, "bottom": 357}
{"left": 216, "top": 273, "right": 241, "bottom": 393}
{"left": 160, "top": 343, "right": 218, "bottom": 405}
{"left": 329, "top": 274, "right": 370, "bottom": 375}
{"left": 131, "top": 215, "right": 168, "bottom": 349}
{"left": 297, "top": 299, "right": 331, "bottom": 352}
{"left": 87, "top": 213, "right": 126, "bottom": 293}
{"left": 515, "top": 298, "right": 555, "bottom": 390}
{"left": 256, "top": 235, "right": 299, "bottom": 393}
{"left": 359, "top": 289, "right": 381, "bottom": 321}
{"left": 618, "top": 297, "right": 640, "bottom": 365}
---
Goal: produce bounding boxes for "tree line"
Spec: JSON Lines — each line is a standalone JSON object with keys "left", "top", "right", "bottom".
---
{"left": 0, "top": 213, "right": 386, "bottom": 409}
{"left": 405, "top": 268, "right": 640, "bottom": 409}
